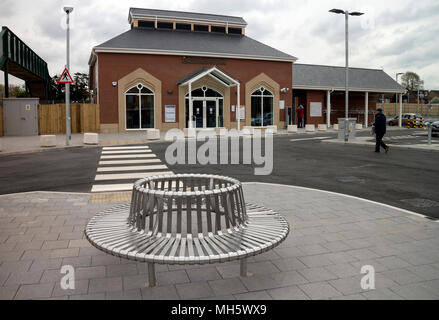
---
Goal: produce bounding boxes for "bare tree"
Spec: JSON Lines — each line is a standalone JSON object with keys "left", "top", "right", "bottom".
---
{"left": 401, "top": 72, "right": 421, "bottom": 91}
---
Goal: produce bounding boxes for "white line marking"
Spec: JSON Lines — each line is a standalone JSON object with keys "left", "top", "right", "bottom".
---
{"left": 103, "top": 146, "right": 150, "bottom": 150}
{"left": 102, "top": 150, "right": 152, "bottom": 154}
{"left": 100, "top": 154, "right": 157, "bottom": 159}
{"left": 97, "top": 165, "right": 169, "bottom": 172}
{"left": 91, "top": 184, "right": 134, "bottom": 192}
{"left": 99, "top": 159, "right": 162, "bottom": 165}
{"left": 290, "top": 137, "right": 332, "bottom": 142}
{"left": 243, "top": 182, "right": 434, "bottom": 222}
{"left": 95, "top": 171, "right": 174, "bottom": 181}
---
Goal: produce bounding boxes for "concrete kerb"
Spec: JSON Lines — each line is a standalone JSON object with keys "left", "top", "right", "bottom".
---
{"left": 0, "top": 145, "right": 100, "bottom": 157}
{"left": 322, "top": 138, "right": 439, "bottom": 153}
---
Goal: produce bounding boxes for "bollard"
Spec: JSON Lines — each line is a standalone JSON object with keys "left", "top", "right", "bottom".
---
{"left": 420, "top": 118, "right": 423, "bottom": 128}
{"left": 407, "top": 118, "right": 411, "bottom": 129}
{"left": 428, "top": 122, "right": 432, "bottom": 145}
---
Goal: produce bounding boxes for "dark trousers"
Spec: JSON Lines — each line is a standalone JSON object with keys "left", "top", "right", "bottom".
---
{"left": 298, "top": 118, "right": 304, "bottom": 128}
{"left": 375, "top": 133, "right": 388, "bottom": 152}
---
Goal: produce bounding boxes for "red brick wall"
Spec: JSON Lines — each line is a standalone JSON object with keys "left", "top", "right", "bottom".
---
{"left": 306, "top": 91, "right": 325, "bottom": 125}
{"left": 95, "top": 53, "right": 292, "bottom": 124}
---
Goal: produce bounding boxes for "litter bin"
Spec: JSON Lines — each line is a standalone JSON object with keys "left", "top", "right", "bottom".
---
{"left": 338, "top": 118, "right": 357, "bottom": 141}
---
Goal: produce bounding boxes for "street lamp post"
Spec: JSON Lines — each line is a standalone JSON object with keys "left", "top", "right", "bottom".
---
{"left": 396, "top": 72, "right": 404, "bottom": 127}
{"left": 329, "top": 9, "right": 364, "bottom": 142}
{"left": 64, "top": 6, "right": 73, "bottom": 146}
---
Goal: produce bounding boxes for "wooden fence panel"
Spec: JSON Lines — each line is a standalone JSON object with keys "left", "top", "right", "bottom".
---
{"left": 377, "top": 103, "right": 439, "bottom": 116}
{"left": 80, "top": 104, "right": 100, "bottom": 133}
{"left": 38, "top": 104, "right": 100, "bottom": 134}
{"left": 0, "top": 105, "right": 3, "bottom": 137}
{"left": 38, "top": 104, "right": 64, "bottom": 134}
{"left": 71, "top": 104, "right": 81, "bottom": 134}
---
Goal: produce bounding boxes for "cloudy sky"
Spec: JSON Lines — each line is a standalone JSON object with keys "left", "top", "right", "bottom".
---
{"left": 1, "top": 0, "right": 438, "bottom": 88}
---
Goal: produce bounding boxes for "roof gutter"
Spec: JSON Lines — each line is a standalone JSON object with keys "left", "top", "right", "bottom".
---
{"left": 292, "top": 85, "right": 405, "bottom": 94}
{"left": 93, "top": 46, "right": 298, "bottom": 63}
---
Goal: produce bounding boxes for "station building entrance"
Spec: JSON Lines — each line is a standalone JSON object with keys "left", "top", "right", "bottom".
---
{"left": 185, "top": 87, "right": 224, "bottom": 129}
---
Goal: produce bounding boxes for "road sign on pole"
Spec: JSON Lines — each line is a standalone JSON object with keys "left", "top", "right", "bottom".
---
{"left": 58, "top": 68, "right": 74, "bottom": 84}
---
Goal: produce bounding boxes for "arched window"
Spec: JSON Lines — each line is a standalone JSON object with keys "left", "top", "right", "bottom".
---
{"left": 125, "top": 83, "right": 154, "bottom": 129}
{"left": 251, "top": 87, "right": 273, "bottom": 126}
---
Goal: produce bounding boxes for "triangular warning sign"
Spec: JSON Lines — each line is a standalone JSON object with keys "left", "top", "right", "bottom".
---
{"left": 58, "top": 68, "right": 74, "bottom": 84}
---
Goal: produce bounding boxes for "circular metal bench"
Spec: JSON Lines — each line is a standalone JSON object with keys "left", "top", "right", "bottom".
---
{"left": 85, "top": 174, "right": 289, "bottom": 287}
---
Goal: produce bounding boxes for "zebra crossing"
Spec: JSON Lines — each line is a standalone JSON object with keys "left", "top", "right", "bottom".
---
{"left": 385, "top": 135, "right": 417, "bottom": 141}
{"left": 91, "top": 145, "right": 173, "bottom": 193}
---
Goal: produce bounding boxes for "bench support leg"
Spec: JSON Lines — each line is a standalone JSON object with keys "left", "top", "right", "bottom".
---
{"left": 240, "top": 258, "right": 248, "bottom": 277}
{"left": 147, "top": 262, "right": 156, "bottom": 287}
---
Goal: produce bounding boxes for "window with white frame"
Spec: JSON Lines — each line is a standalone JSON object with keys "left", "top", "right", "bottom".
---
{"left": 125, "top": 83, "right": 154, "bottom": 129}
{"left": 251, "top": 87, "right": 273, "bottom": 126}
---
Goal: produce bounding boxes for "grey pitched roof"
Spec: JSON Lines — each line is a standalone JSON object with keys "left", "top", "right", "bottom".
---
{"left": 94, "top": 28, "right": 297, "bottom": 62}
{"left": 293, "top": 64, "right": 405, "bottom": 93}
{"left": 129, "top": 8, "right": 247, "bottom": 26}
{"left": 176, "top": 67, "right": 207, "bottom": 85}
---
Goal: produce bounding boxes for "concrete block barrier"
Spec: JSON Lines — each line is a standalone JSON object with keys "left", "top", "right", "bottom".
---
{"left": 266, "top": 125, "right": 278, "bottom": 134}
{"left": 242, "top": 126, "right": 254, "bottom": 135}
{"left": 305, "top": 125, "right": 316, "bottom": 132}
{"left": 318, "top": 124, "right": 328, "bottom": 131}
{"left": 146, "top": 129, "right": 160, "bottom": 140}
{"left": 288, "top": 125, "right": 298, "bottom": 133}
{"left": 333, "top": 124, "right": 339, "bottom": 130}
{"left": 215, "top": 127, "right": 227, "bottom": 136}
{"left": 356, "top": 124, "right": 363, "bottom": 130}
{"left": 83, "top": 133, "right": 99, "bottom": 145}
{"left": 184, "top": 128, "right": 196, "bottom": 138}
{"left": 40, "top": 135, "right": 56, "bottom": 147}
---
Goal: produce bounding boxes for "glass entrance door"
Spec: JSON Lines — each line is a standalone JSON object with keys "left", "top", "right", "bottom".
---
{"left": 205, "top": 100, "right": 217, "bottom": 128}
{"left": 193, "top": 100, "right": 204, "bottom": 128}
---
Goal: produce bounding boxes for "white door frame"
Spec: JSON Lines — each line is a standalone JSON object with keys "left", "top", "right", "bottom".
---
{"left": 189, "top": 97, "right": 221, "bottom": 129}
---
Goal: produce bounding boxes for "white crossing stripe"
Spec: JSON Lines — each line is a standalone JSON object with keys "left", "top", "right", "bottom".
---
{"left": 97, "top": 165, "right": 169, "bottom": 172}
{"left": 290, "top": 137, "right": 331, "bottom": 142}
{"left": 95, "top": 171, "right": 174, "bottom": 181}
{"left": 100, "top": 154, "right": 157, "bottom": 159}
{"left": 92, "top": 184, "right": 134, "bottom": 193}
{"left": 103, "top": 146, "right": 152, "bottom": 151}
{"left": 99, "top": 159, "right": 162, "bottom": 165}
{"left": 102, "top": 150, "right": 152, "bottom": 154}
{"left": 92, "top": 145, "right": 174, "bottom": 193}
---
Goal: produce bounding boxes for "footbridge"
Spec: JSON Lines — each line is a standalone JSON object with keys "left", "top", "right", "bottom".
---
{"left": 0, "top": 26, "right": 53, "bottom": 100}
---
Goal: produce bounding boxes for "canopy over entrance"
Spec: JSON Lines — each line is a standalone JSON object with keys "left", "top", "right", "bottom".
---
{"left": 178, "top": 66, "right": 242, "bottom": 129}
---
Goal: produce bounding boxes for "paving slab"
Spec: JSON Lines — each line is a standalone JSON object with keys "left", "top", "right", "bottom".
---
{"left": 0, "top": 184, "right": 438, "bottom": 300}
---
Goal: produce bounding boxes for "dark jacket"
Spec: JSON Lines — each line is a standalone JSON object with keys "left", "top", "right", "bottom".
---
{"left": 374, "top": 113, "right": 387, "bottom": 135}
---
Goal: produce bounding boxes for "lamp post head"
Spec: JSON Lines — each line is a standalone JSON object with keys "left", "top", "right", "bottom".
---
{"left": 349, "top": 12, "right": 364, "bottom": 16}
{"left": 329, "top": 9, "right": 345, "bottom": 14}
{"left": 64, "top": 6, "right": 74, "bottom": 14}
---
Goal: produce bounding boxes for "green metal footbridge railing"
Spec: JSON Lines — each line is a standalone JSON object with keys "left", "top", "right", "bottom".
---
{"left": 0, "top": 26, "right": 53, "bottom": 100}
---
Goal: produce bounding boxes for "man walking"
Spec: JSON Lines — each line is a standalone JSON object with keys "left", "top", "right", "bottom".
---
{"left": 373, "top": 108, "right": 390, "bottom": 153}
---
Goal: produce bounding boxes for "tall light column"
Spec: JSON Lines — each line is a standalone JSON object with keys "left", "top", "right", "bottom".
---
{"left": 64, "top": 6, "right": 74, "bottom": 146}
{"left": 396, "top": 72, "right": 404, "bottom": 127}
{"left": 330, "top": 9, "right": 364, "bottom": 142}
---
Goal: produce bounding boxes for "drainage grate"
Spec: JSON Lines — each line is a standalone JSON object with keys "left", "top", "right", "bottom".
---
{"left": 400, "top": 198, "right": 439, "bottom": 208}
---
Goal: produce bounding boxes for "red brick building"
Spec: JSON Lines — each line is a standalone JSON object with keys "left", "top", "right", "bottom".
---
{"left": 89, "top": 8, "right": 296, "bottom": 133}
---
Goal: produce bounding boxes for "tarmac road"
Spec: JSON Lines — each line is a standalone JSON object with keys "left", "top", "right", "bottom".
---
{"left": 0, "top": 129, "right": 438, "bottom": 219}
